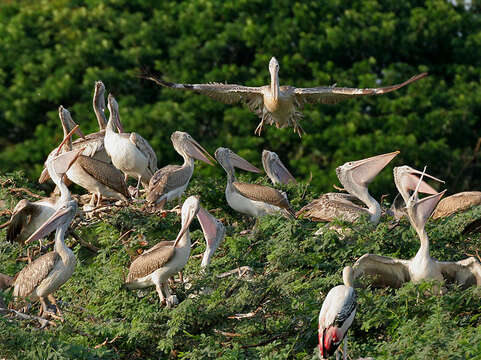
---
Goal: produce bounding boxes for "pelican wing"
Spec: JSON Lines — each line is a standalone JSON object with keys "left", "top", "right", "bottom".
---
{"left": 296, "top": 195, "right": 367, "bottom": 222}
{"left": 353, "top": 254, "right": 410, "bottom": 288}
{"left": 6, "top": 200, "right": 35, "bottom": 243}
{"left": 233, "top": 182, "right": 295, "bottom": 216}
{"left": 0, "top": 273, "right": 14, "bottom": 290}
{"left": 147, "top": 165, "right": 192, "bottom": 204}
{"left": 147, "top": 77, "right": 265, "bottom": 115}
{"left": 438, "top": 257, "right": 481, "bottom": 287}
{"left": 129, "top": 132, "right": 158, "bottom": 174}
{"left": 13, "top": 252, "right": 58, "bottom": 298}
{"left": 294, "top": 73, "right": 427, "bottom": 106}
{"left": 432, "top": 191, "right": 481, "bottom": 219}
{"left": 76, "top": 156, "right": 130, "bottom": 199}
{"left": 142, "top": 241, "right": 174, "bottom": 255}
{"left": 126, "top": 246, "right": 175, "bottom": 282}
{"left": 72, "top": 131, "right": 105, "bottom": 158}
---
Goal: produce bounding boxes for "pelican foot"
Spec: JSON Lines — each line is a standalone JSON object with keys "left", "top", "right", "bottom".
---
{"left": 165, "top": 295, "right": 178, "bottom": 308}
{"left": 44, "top": 309, "right": 64, "bottom": 322}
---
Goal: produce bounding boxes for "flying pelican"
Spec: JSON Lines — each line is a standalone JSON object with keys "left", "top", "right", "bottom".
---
{"left": 146, "top": 57, "right": 427, "bottom": 136}
{"left": 56, "top": 106, "right": 130, "bottom": 206}
{"left": 125, "top": 196, "right": 215, "bottom": 307}
{"left": 297, "top": 151, "right": 399, "bottom": 225}
{"left": 147, "top": 131, "right": 215, "bottom": 208}
{"left": 353, "top": 167, "right": 481, "bottom": 289}
{"left": 261, "top": 150, "right": 296, "bottom": 185}
{"left": 13, "top": 148, "right": 82, "bottom": 318}
{"left": 105, "top": 94, "right": 158, "bottom": 191}
{"left": 215, "top": 147, "right": 295, "bottom": 218}
{"left": 318, "top": 266, "right": 357, "bottom": 360}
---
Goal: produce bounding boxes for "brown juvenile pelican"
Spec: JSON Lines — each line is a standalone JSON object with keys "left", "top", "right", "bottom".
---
{"left": 146, "top": 57, "right": 427, "bottom": 136}
{"left": 318, "top": 266, "right": 357, "bottom": 360}
{"left": 215, "top": 147, "right": 295, "bottom": 218}
{"left": 105, "top": 94, "right": 158, "bottom": 190}
{"left": 56, "top": 106, "right": 130, "bottom": 205}
{"left": 147, "top": 131, "right": 215, "bottom": 208}
{"left": 262, "top": 150, "right": 296, "bottom": 185}
{"left": 353, "top": 167, "right": 481, "bottom": 289}
{"left": 13, "top": 148, "right": 82, "bottom": 318}
{"left": 297, "top": 151, "right": 399, "bottom": 225}
{"left": 125, "top": 196, "right": 216, "bottom": 307}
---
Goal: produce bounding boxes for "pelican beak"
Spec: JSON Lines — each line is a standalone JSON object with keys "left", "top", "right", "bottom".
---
{"left": 410, "top": 190, "right": 447, "bottom": 228}
{"left": 39, "top": 167, "right": 50, "bottom": 184}
{"left": 185, "top": 138, "right": 216, "bottom": 166}
{"left": 400, "top": 167, "right": 444, "bottom": 194}
{"left": 108, "top": 94, "right": 125, "bottom": 133}
{"left": 173, "top": 203, "right": 198, "bottom": 246}
{"left": 197, "top": 206, "right": 225, "bottom": 268}
{"left": 229, "top": 151, "right": 262, "bottom": 173}
{"left": 59, "top": 106, "right": 85, "bottom": 139}
{"left": 25, "top": 205, "right": 74, "bottom": 244}
{"left": 350, "top": 151, "right": 400, "bottom": 186}
{"left": 51, "top": 148, "right": 84, "bottom": 177}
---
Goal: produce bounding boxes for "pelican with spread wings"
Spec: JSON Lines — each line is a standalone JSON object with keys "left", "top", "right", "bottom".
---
{"left": 146, "top": 57, "right": 427, "bottom": 137}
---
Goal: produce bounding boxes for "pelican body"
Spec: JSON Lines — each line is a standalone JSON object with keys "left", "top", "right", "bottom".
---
{"left": 261, "top": 150, "right": 296, "bottom": 185}
{"left": 318, "top": 266, "right": 357, "bottom": 360}
{"left": 215, "top": 147, "right": 295, "bottom": 218}
{"left": 297, "top": 151, "right": 399, "bottom": 225}
{"left": 147, "top": 131, "right": 215, "bottom": 207}
{"left": 105, "top": 94, "right": 158, "bottom": 188}
{"left": 147, "top": 57, "right": 427, "bottom": 136}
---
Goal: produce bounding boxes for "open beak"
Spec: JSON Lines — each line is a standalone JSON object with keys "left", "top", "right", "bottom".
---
{"left": 196, "top": 206, "right": 226, "bottom": 268}
{"left": 185, "top": 139, "right": 216, "bottom": 165}
{"left": 59, "top": 106, "right": 85, "bottom": 139}
{"left": 39, "top": 167, "right": 50, "bottom": 184}
{"left": 173, "top": 207, "right": 198, "bottom": 247}
{"left": 229, "top": 151, "right": 262, "bottom": 173}
{"left": 400, "top": 166, "right": 444, "bottom": 195}
{"left": 350, "top": 151, "right": 399, "bottom": 186}
{"left": 25, "top": 205, "right": 74, "bottom": 244}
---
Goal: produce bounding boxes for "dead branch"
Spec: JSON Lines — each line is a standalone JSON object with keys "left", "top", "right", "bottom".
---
{"left": 8, "top": 188, "right": 43, "bottom": 199}
{"left": 69, "top": 230, "right": 99, "bottom": 253}
{"left": 239, "top": 333, "right": 287, "bottom": 349}
{"left": 217, "top": 266, "right": 253, "bottom": 279}
{"left": 0, "top": 307, "right": 56, "bottom": 328}
{"left": 213, "top": 329, "right": 243, "bottom": 337}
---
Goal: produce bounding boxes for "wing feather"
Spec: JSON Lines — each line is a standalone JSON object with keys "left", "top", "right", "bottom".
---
{"left": 438, "top": 257, "right": 481, "bottom": 287}
{"left": 296, "top": 194, "right": 367, "bottom": 222}
{"left": 147, "top": 165, "right": 193, "bottom": 204}
{"left": 13, "top": 252, "right": 58, "bottom": 298}
{"left": 126, "top": 246, "right": 175, "bottom": 282}
{"left": 353, "top": 254, "right": 410, "bottom": 288}
{"left": 129, "top": 132, "right": 158, "bottom": 174}
{"left": 233, "top": 182, "right": 295, "bottom": 216}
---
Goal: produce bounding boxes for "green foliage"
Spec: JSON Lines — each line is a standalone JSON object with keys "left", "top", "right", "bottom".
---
{"left": 0, "top": 173, "right": 480, "bottom": 359}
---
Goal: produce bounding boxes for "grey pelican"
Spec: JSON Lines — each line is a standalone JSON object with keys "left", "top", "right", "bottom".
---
{"left": 318, "top": 266, "right": 357, "bottom": 360}
{"left": 261, "top": 150, "right": 296, "bottom": 185}
{"left": 146, "top": 57, "right": 427, "bottom": 136}
{"left": 39, "top": 81, "right": 116, "bottom": 183}
{"left": 215, "top": 147, "right": 295, "bottom": 218}
{"left": 353, "top": 167, "right": 481, "bottom": 289}
{"left": 147, "top": 131, "right": 215, "bottom": 208}
{"left": 56, "top": 106, "right": 130, "bottom": 205}
{"left": 13, "top": 148, "right": 82, "bottom": 318}
{"left": 105, "top": 94, "right": 158, "bottom": 190}
{"left": 297, "top": 151, "right": 399, "bottom": 225}
{"left": 125, "top": 196, "right": 215, "bottom": 307}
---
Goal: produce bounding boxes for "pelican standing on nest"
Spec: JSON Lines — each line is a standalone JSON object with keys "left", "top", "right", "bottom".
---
{"left": 262, "top": 150, "right": 296, "bottom": 185}
{"left": 297, "top": 151, "right": 399, "bottom": 225}
{"left": 105, "top": 94, "right": 158, "bottom": 192}
{"left": 147, "top": 131, "right": 215, "bottom": 208}
{"left": 215, "top": 147, "right": 295, "bottom": 218}
{"left": 318, "top": 266, "right": 357, "bottom": 360}
{"left": 125, "top": 196, "right": 216, "bottom": 307}
{"left": 146, "top": 57, "right": 427, "bottom": 136}
{"left": 13, "top": 148, "right": 82, "bottom": 318}
{"left": 353, "top": 167, "right": 481, "bottom": 289}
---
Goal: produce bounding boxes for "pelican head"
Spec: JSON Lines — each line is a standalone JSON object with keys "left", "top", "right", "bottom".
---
{"left": 93, "top": 80, "right": 107, "bottom": 129}
{"left": 393, "top": 165, "right": 443, "bottom": 205}
{"left": 107, "top": 94, "right": 125, "bottom": 133}
{"left": 197, "top": 206, "right": 226, "bottom": 268}
{"left": 215, "top": 147, "right": 261, "bottom": 179}
{"left": 58, "top": 106, "right": 85, "bottom": 142}
{"left": 268, "top": 57, "right": 280, "bottom": 101}
{"left": 171, "top": 131, "right": 215, "bottom": 165}
{"left": 262, "top": 149, "right": 296, "bottom": 185}
{"left": 336, "top": 151, "right": 399, "bottom": 201}
{"left": 173, "top": 195, "right": 201, "bottom": 246}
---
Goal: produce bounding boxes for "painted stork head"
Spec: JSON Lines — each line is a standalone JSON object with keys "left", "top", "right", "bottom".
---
{"left": 171, "top": 131, "right": 215, "bottom": 165}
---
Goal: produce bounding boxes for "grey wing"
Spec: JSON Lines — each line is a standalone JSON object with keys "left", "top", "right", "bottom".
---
{"left": 296, "top": 195, "right": 367, "bottom": 222}
{"left": 438, "top": 257, "right": 481, "bottom": 287}
{"left": 294, "top": 73, "right": 427, "bottom": 106}
{"left": 147, "top": 165, "right": 191, "bottom": 203}
{"left": 335, "top": 288, "right": 357, "bottom": 327}
{"left": 126, "top": 246, "right": 175, "bottom": 282}
{"left": 147, "top": 77, "right": 265, "bottom": 115}
{"left": 142, "top": 241, "right": 175, "bottom": 255}
{"left": 129, "top": 133, "right": 158, "bottom": 174}
{"left": 233, "top": 182, "right": 295, "bottom": 216}
{"left": 72, "top": 132, "right": 105, "bottom": 158}
{"left": 13, "top": 252, "right": 58, "bottom": 298}
{"left": 353, "top": 254, "right": 411, "bottom": 288}
{"left": 6, "top": 200, "right": 35, "bottom": 243}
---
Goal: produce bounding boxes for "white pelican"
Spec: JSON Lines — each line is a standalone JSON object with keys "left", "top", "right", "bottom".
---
{"left": 261, "top": 150, "right": 296, "bottom": 185}
{"left": 146, "top": 57, "right": 427, "bottom": 136}
{"left": 297, "top": 151, "right": 399, "bottom": 225}
{"left": 147, "top": 131, "right": 215, "bottom": 208}
{"left": 13, "top": 148, "right": 82, "bottom": 318}
{"left": 318, "top": 266, "right": 357, "bottom": 360}
{"left": 353, "top": 167, "right": 481, "bottom": 289}
{"left": 215, "top": 147, "right": 295, "bottom": 218}
{"left": 125, "top": 196, "right": 216, "bottom": 307}
{"left": 105, "top": 94, "right": 158, "bottom": 190}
